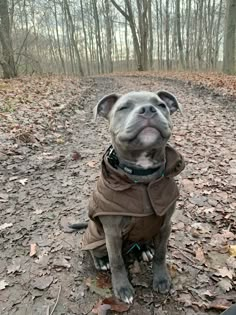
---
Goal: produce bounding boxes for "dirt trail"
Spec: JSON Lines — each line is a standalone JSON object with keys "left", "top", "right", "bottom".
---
{"left": 0, "top": 75, "right": 235, "bottom": 315}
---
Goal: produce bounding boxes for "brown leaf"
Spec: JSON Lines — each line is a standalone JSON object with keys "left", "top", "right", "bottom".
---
{"left": 85, "top": 277, "right": 111, "bottom": 297}
{"left": 129, "top": 260, "right": 141, "bottom": 274}
{"left": 195, "top": 246, "right": 205, "bottom": 263}
{"left": 53, "top": 257, "right": 71, "bottom": 269}
{"left": 87, "top": 160, "right": 98, "bottom": 168}
{"left": 30, "top": 243, "right": 37, "bottom": 257}
{"left": 181, "top": 179, "right": 195, "bottom": 192}
{"left": 229, "top": 244, "right": 236, "bottom": 257}
{"left": 92, "top": 297, "right": 130, "bottom": 314}
{"left": 96, "top": 273, "right": 112, "bottom": 289}
{"left": 92, "top": 302, "right": 111, "bottom": 315}
{"left": 218, "top": 278, "right": 232, "bottom": 293}
{"left": 32, "top": 276, "right": 53, "bottom": 290}
{"left": 7, "top": 261, "right": 21, "bottom": 274}
{"left": 71, "top": 151, "right": 81, "bottom": 161}
{"left": 215, "top": 267, "right": 234, "bottom": 279}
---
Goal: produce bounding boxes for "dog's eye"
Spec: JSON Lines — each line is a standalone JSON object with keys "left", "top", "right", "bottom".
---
{"left": 158, "top": 103, "right": 166, "bottom": 109}
{"left": 118, "top": 106, "right": 128, "bottom": 111}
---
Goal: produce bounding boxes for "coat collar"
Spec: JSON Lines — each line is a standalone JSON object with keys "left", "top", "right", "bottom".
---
{"left": 102, "top": 144, "right": 185, "bottom": 184}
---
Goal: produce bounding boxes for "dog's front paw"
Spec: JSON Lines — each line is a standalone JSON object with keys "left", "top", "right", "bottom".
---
{"left": 113, "top": 280, "right": 135, "bottom": 304}
{"left": 153, "top": 272, "right": 171, "bottom": 294}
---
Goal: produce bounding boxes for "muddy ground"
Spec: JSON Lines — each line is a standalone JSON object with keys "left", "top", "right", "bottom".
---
{"left": 0, "top": 74, "right": 236, "bottom": 315}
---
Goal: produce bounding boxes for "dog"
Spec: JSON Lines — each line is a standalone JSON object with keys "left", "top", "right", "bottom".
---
{"left": 70, "top": 90, "right": 185, "bottom": 304}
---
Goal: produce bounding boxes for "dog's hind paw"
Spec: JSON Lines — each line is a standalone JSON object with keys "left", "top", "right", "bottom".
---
{"left": 94, "top": 256, "right": 110, "bottom": 271}
{"left": 141, "top": 246, "right": 154, "bottom": 262}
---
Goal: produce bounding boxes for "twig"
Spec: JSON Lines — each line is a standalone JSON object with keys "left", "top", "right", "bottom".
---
{"left": 49, "top": 285, "right": 62, "bottom": 315}
{"left": 206, "top": 304, "right": 229, "bottom": 311}
{"left": 170, "top": 245, "right": 207, "bottom": 271}
{"left": 46, "top": 306, "right": 50, "bottom": 315}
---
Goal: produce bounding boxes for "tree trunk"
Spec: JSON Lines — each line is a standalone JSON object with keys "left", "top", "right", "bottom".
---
{"left": 93, "top": 0, "right": 104, "bottom": 74}
{"left": 80, "top": 0, "right": 90, "bottom": 75}
{"left": 53, "top": 0, "right": 66, "bottom": 74}
{"left": 176, "top": 0, "right": 185, "bottom": 69}
{"left": 165, "top": 0, "right": 170, "bottom": 70}
{"left": 148, "top": 0, "right": 153, "bottom": 69}
{"left": 214, "top": 0, "right": 223, "bottom": 69}
{"left": 104, "top": 0, "right": 113, "bottom": 73}
{"left": 197, "top": 0, "right": 204, "bottom": 69}
{"left": 0, "top": 0, "right": 17, "bottom": 78}
{"left": 64, "top": 0, "right": 84, "bottom": 76}
{"left": 223, "top": 0, "right": 236, "bottom": 74}
{"left": 124, "top": 3, "right": 129, "bottom": 70}
{"left": 111, "top": 0, "right": 143, "bottom": 71}
{"left": 185, "top": 0, "right": 191, "bottom": 69}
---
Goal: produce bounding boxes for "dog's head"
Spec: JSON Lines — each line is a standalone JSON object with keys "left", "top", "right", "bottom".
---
{"left": 94, "top": 91, "right": 181, "bottom": 156}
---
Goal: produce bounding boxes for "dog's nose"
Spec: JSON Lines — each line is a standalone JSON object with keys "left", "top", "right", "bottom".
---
{"left": 138, "top": 105, "right": 156, "bottom": 117}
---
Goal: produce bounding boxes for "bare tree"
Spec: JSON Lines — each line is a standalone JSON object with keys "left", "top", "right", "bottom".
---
{"left": 223, "top": 0, "right": 236, "bottom": 74}
{"left": 104, "top": 0, "right": 113, "bottom": 73}
{"left": 165, "top": 0, "right": 170, "bottom": 70}
{"left": 80, "top": 0, "right": 90, "bottom": 75}
{"left": 176, "top": 0, "right": 185, "bottom": 69}
{"left": 111, "top": 0, "right": 148, "bottom": 71}
{"left": 148, "top": 0, "right": 153, "bottom": 69}
{"left": 0, "top": 0, "right": 17, "bottom": 78}
{"left": 93, "top": 0, "right": 104, "bottom": 74}
{"left": 64, "top": 0, "right": 84, "bottom": 76}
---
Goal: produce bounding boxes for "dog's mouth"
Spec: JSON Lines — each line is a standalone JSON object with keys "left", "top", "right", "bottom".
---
{"left": 119, "top": 125, "right": 164, "bottom": 143}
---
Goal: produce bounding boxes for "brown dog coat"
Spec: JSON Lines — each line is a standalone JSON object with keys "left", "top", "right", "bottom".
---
{"left": 81, "top": 145, "right": 185, "bottom": 252}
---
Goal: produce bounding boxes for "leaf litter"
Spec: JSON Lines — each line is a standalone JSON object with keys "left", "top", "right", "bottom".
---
{"left": 0, "top": 73, "right": 235, "bottom": 314}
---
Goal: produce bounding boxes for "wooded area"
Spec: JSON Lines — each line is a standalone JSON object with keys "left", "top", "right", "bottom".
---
{"left": 0, "top": 0, "right": 235, "bottom": 78}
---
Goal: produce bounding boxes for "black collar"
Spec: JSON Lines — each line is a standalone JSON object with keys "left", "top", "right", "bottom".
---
{"left": 106, "top": 145, "right": 165, "bottom": 177}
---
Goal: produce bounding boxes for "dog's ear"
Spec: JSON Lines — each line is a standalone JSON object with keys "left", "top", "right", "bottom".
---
{"left": 94, "top": 93, "right": 120, "bottom": 120}
{"left": 157, "top": 90, "right": 182, "bottom": 114}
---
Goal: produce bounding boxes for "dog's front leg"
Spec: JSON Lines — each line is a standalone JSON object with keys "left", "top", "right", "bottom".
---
{"left": 153, "top": 203, "right": 176, "bottom": 294}
{"left": 100, "top": 216, "right": 134, "bottom": 304}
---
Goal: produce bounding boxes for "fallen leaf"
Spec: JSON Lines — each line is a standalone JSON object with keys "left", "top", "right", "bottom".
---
{"left": 181, "top": 179, "right": 195, "bottom": 192}
{"left": 0, "top": 193, "right": 8, "bottom": 202}
{"left": 92, "top": 301, "right": 111, "bottom": 315}
{"left": 18, "top": 178, "right": 28, "bottom": 186}
{"left": 96, "top": 273, "right": 112, "bottom": 289}
{"left": 207, "top": 298, "right": 232, "bottom": 311}
{"left": 129, "top": 260, "right": 141, "bottom": 274}
{"left": 86, "top": 277, "right": 112, "bottom": 297}
{"left": 7, "top": 261, "right": 21, "bottom": 274}
{"left": 229, "top": 245, "right": 236, "bottom": 257}
{"left": 189, "top": 195, "right": 207, "bottom": 207}
{"left": 0, "top": 280, "right": 9, "bottom": 290}
{"left": 53, "top": 257, "right": 71, "bottom": 269}
{"left": 195, "top": 246, "right": 205, "bottom": 263}
{"left": 215, "top": 267, "right": 234, "bottom": 279}
{"left": 0, "top": 222, "right": 13, "bottom": 231}
{"left": 71, "top": 151, "right": 81, "bottom": 161}
{"left": 172, "top": 221, "right": 185, "bottom": 230}
{"left": 226, "top": 256, "right": 236, "bottom": 269}
{"left": 33, "top": 209, "right": 44, "bottom": 215}
{"left": 32, "top": 276, "right": 53, "bottom": 290}
{"left": 30, "top": 243, "right": 37, "bottom": 257}
{"left": 218, "top": 278, "right": 232, "bottom": 293}
{"left": 87, "top": 160, "right": 98, "bottom": 168}
{"left": 92, "top": 297, "right": 130, "bottom": 314}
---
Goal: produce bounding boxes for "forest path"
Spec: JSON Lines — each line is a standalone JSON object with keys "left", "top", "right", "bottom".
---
{"left": 0, "top": 75, "right": 235, "bottom": 315}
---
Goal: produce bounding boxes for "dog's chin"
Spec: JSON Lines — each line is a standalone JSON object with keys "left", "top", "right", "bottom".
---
{"left": 136, "top": 127, "right": 161, "bottom": 146}
{"left": 117, "top": 127, "right": 166, "bottom": 150}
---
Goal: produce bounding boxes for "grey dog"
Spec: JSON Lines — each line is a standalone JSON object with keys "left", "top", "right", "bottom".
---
{"left": 70, "top": 90, "right": 184, "bottom": 304}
